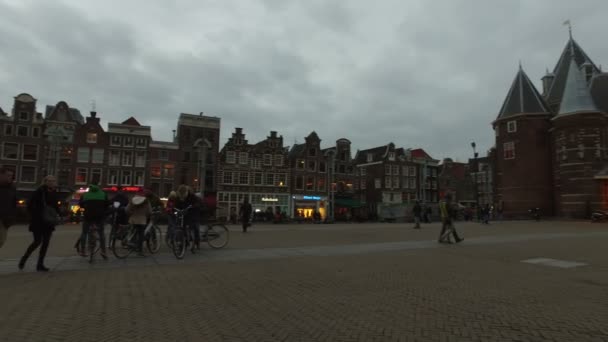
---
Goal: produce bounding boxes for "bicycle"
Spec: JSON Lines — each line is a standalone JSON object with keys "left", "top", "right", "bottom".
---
{"left": 111, "top": 218, "right": 161, "bottom": 259}
{"left": 144, "top": 209, "right": 163, "bottom": 254}
{"left": 87, "top": 222, "right": 106, "bottom": 263}
{"left": 171, "top": 206, "right": 192, "bottom": 259}
{"left": 200, "top": 221, "right": 230, "bottom": 249}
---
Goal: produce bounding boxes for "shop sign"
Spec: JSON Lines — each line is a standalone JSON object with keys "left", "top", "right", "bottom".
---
{"left": 262, "top": 197, "right": 278, "bottom": 202}
{"left": 303, "top": 196, "right": 321, "bottom": 201}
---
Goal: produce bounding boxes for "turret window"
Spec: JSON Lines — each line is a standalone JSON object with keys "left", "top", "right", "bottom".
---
{"left": 503, "top": 142, "right": 515, "bottom": 160}
{"left": 507, "top": 121, "right": 517, "bottom": 133}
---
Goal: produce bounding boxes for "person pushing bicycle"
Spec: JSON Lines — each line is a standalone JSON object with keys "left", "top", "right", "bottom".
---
{"left": 79, "top": 181, "right": 110, "bottom": 259}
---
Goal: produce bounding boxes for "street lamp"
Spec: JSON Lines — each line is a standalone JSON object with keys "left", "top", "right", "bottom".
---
{"left": 471, "top": 142, "right": 480, "bottom": 219}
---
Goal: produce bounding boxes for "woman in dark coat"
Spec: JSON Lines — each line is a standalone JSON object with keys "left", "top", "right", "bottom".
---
{"left": 19, "top": 175, "right": 61, "bottom": 272}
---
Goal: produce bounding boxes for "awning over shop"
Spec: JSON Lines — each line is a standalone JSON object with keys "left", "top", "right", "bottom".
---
{"left": 334, "top": 198, "right": 363, "bottom": 208}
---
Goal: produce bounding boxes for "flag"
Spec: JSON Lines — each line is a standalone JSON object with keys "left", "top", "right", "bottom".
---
{"left": 563, "top": 20, "right": 571, "bottom": 26}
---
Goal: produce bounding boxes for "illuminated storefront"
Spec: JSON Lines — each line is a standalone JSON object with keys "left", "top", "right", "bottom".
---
{"left": 292, "top": 194, "right": 328, "bottom": 219}
{"left": 216, "top": 192, "right": 291, "bottom": 221}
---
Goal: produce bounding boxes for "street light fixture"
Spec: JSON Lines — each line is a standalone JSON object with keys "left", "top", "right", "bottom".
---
{"left": 471, "top": 142, "right": 480, "bottom": 219}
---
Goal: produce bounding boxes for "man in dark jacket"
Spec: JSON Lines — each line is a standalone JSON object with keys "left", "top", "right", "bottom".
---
{"left": 79, "top": 183, "right": 110, "bottom": 257}
{"left": 412, "top": 201, "right": 422, "bottom": 229}
{"left": 0, "top": 167, "right": 17, "bottom": 248}
{"left": 239, "top": 198, "right": 253, "bottom": 233}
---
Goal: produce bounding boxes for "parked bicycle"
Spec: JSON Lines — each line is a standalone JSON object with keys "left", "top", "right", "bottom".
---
{"left": 170, "top": 207, "right": 229, "bottom": 259}
{"left": 87, "top": 222, "right": 105, "bottom": 263}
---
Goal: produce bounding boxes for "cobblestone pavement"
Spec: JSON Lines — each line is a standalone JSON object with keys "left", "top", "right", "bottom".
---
{"left": 1, "top": 221, "right": 607, "bottom": 341}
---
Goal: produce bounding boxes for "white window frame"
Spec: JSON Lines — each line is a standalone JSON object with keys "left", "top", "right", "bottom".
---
{"left": 16, "top": 125, "right": 29, "bottom": 137}
{"left": 134, "top": 171, "right": 145, "bottom": 186}
{"left": 110, "top": 136, "right": 121, "bottom": 147}
{"left": 32, "top": 127, "right": 40, "bottom": 138}
{"left": 367, "top": 153, "right": 373, "bottom": 162}
{"left": 307, "top": 160, "right": 316, "bottom": 172}
{"left": 504, "top": 142, "right": 515, "bottom": 160}
{"left": 296, "top": 159, "right": 305, "bottom": 170}
{"left": 388, "top": 152, "right": 396, "bottom": 161}
{"left": 393, "top": 176, "right": 399, "bottom": 188}
{"left": 19, "top": 111, "right": 29, "bottom": 121}
{"left": 360, "top": 167, "right": 367, "bottom": 176}
{"left": 375, "top": 178, "right": 381, "bottom": 189}
{"left": 385, "top": 176, "right": 392, "bottom": 189}
{"left": 20, "top": 166, "right": 37, "bottom": 184}
{"left": 403, "top": 177, "right": 409, "bottom": 189}
{"left": 295, "top": 175, "right": 304, "bottom": 190}
{"left": 77, "top": 147, "right": 90, "bottom": 163}
{"left": 306, "top": 176, "right": 315, "bottom": 191}
{"left": 263, "top": 154, "right": 272, "bottom": 166}
{"left": 410, "top": 166, "right": 416, "bottom": 177}
{"left": 159, "top": 150, "right": 169, "bottom": 161}
{"left": 121, "top": 170, "right": 132, "bottom": 186}
{"left": 361, "top": 180, "right": 367, "bottom": 190}
{"left": 109, "top": 150, "right": 120, "bottom": 166}
{"left": 410, "top": 178, "right": 416, "bottom": 189}
{"left": 239, "top": 152, "right": 249, "bottom": 165}
{"left": 122, "top": 151, "right": 133, "bottom": 166}
{"left": 392, "top": 165, "right": 399, "bottom": 175}
{"left": 92, "top": 148, "right": 104, "bottom": 164}
{"left": 507, "top": 120, "right": 517, "bottom": 133}
{"left": 266, "top": 173, "right": 275, "bottom": 186}
{"left": 86, "top": 132, "right": 98, "bottom": 144}
{"left": 223, "top": 171, "right": 233, "bottom": 184}
{"left": 21, "top": 144, "right": 39, "bottom": 161}
{"left": 385, "top": 164, "right": 392, "bottom": 175}
{"left": 124, "top": 136, "right": 134, "bottom": 147}
{"left": 402, "top": 166, "right": 409, "bottom": 176}
{"left": 136, "top": 138, "right": 147, "bottom": 148}
{"left": 239, "top": 172, "right": 249, "bottom": 185}
{"left": 108, "top": 170, "right": 119, "bottom": 185}
{"left": 135, "top": 151, "right": 146, "bottom": 167}
{"left": 254, "top": 172, "right": 263, "bottom": 185}
{"left": 226, "top": 151, "right": 236, "bottom": 164}
{"left": 75, "top": 168, "right": 88, "bottom": 185}
{"left": 274, "top": 155, "right": 284, "bottom": 167}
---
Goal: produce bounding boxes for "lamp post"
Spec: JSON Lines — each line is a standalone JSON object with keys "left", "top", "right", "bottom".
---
{"left": 471, "top": 142, "right": 479, "bottom": 219}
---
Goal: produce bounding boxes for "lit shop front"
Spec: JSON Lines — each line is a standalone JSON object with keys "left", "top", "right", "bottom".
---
{"left": 292, "top": 195, "right": 328, "bottom": 219}
{"left": 216, "top": 192, "right": 291, "bottom": 221}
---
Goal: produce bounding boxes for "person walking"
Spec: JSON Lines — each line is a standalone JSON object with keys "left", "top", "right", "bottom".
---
{"left": 239, "top": 198, "right": 252, "bottom": 233}
{"left": 126, "top": 192, "right": 152, "bottom": 256}
{"left": 412, "top": 201, "right": 422, "bottom": 229}
{"left": 78, "top": 182, "right": 110, "bottom": 258}
{"left": 19, "top": 176, "right": 61, "bottom": 271}
{"left": 0, "top": 167, "right": 17, "bottom": 248}
{"left": 482, "top": 204, "right": 491, "bottom": 225}
{"left": 438, "top": 194, "right": 463, "bottom": 244}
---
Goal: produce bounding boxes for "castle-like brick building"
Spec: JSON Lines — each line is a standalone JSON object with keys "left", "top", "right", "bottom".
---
{"left": 493, "top": 32, "right": 608, "bottom": 218}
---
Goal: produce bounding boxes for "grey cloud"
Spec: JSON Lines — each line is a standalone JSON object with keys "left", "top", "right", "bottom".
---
{"left": 1, "top": 0, "right": 607, "bottom": 162}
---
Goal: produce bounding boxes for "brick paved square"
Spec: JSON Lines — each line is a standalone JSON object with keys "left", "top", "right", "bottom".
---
{"left": 0, "top": 221, "right": 607, "bottom": 341}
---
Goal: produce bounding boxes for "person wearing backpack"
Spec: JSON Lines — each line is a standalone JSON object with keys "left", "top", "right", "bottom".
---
{"left": 78, "top": 182, "right": 110, "bottom": 258}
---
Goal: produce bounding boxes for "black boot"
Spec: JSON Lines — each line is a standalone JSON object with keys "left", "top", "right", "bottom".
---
{"left": 18, "top": 256, "right": 26, "bottom": 270}
{"left": 36, "top": 265, "right": 50, "bottom": 272}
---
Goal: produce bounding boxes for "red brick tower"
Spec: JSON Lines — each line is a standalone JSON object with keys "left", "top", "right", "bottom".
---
{"left": 493, "top": 66, "right": 553, "bottom": 218}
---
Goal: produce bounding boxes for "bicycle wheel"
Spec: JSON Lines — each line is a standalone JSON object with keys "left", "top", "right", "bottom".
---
{"left": 172, "top": 229, "right": 186, "bottom": 259}
{"left": 88, "top": 231, "right": 99, "bottom": 263}
{"left": 146, "top": 225, "right": 162, "bottom": 254}
{"left": 112, "top": 227, "right": 133, "bottom": 259}
{"left": 206, "top": 224, "right": 229, "bottom": 249}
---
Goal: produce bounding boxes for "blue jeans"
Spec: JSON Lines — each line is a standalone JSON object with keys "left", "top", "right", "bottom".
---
{"left": 81, "top": 220, "right": 106, "bottom": 253}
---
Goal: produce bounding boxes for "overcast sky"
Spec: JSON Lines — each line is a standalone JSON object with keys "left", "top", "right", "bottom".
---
{"left": 1, "top": 0, "right": 607, "bottom": 162}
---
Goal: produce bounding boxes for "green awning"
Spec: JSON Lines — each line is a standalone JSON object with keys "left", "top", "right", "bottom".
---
{"left": 334, "top": 198, "right": 363, "bottom": 208}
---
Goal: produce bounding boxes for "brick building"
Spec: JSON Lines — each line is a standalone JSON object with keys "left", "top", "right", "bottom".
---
{"left": 322, "top": 138, "right": 357, "bottom": 220}
{"left": 72, "top": 110, "right": 107, "bottom": 189}
{"left": 411, "top": 148, "right": 440, "bottom": 204}
{"left": 106, "top": 117, "right": 151, "bottom": 192}
{"left": 493, "top": 33, "right": 608, "bottom": 218}
{"left": 0, "top": 93, "right": 47, "bottom": 199}
{"left": 148, "top": 140, "right": 179, "bottom": 198}
{"left": 176, "top": 113, "right": 220, "bottom": 202}
{"left": 438, "top": 158, "right": 474, "bottom": 204}
{"left": 353, "top": 143, "right": 420, "bottom": 221}
{"left": 216, "top": 128, "right": 290, "bottom": 221}
{"left": 288, "top": 132, "right": 331, "bottom": 219}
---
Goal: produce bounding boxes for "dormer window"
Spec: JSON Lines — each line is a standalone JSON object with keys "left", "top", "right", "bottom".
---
{"left": 388, "top": 152, "right": 396, "bottom": 161}
{"left": 507, "top": 121, "right": 517, "bottom": 133}
{"left": 367, "top": 153, "right": 373, "bottom": 162}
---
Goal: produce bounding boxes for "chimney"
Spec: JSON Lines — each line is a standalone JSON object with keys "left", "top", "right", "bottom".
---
{"left": 270, "top": 131, "right": 277, "bottom": 138}
{"left": 235, "top": 127, "right": 243, "bottom": 134}
{"left": 90, "top": 111, "right": 97, "bottom": 118}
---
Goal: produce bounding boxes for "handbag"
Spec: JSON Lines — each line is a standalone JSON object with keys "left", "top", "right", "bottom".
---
{"left": 42, "top": 191, "right": 59, "bottom": 226}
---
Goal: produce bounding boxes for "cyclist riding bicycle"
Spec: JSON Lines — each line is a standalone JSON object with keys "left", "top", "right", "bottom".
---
{"left": 79, "top": 181, "right": 110, "bottom": 258}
